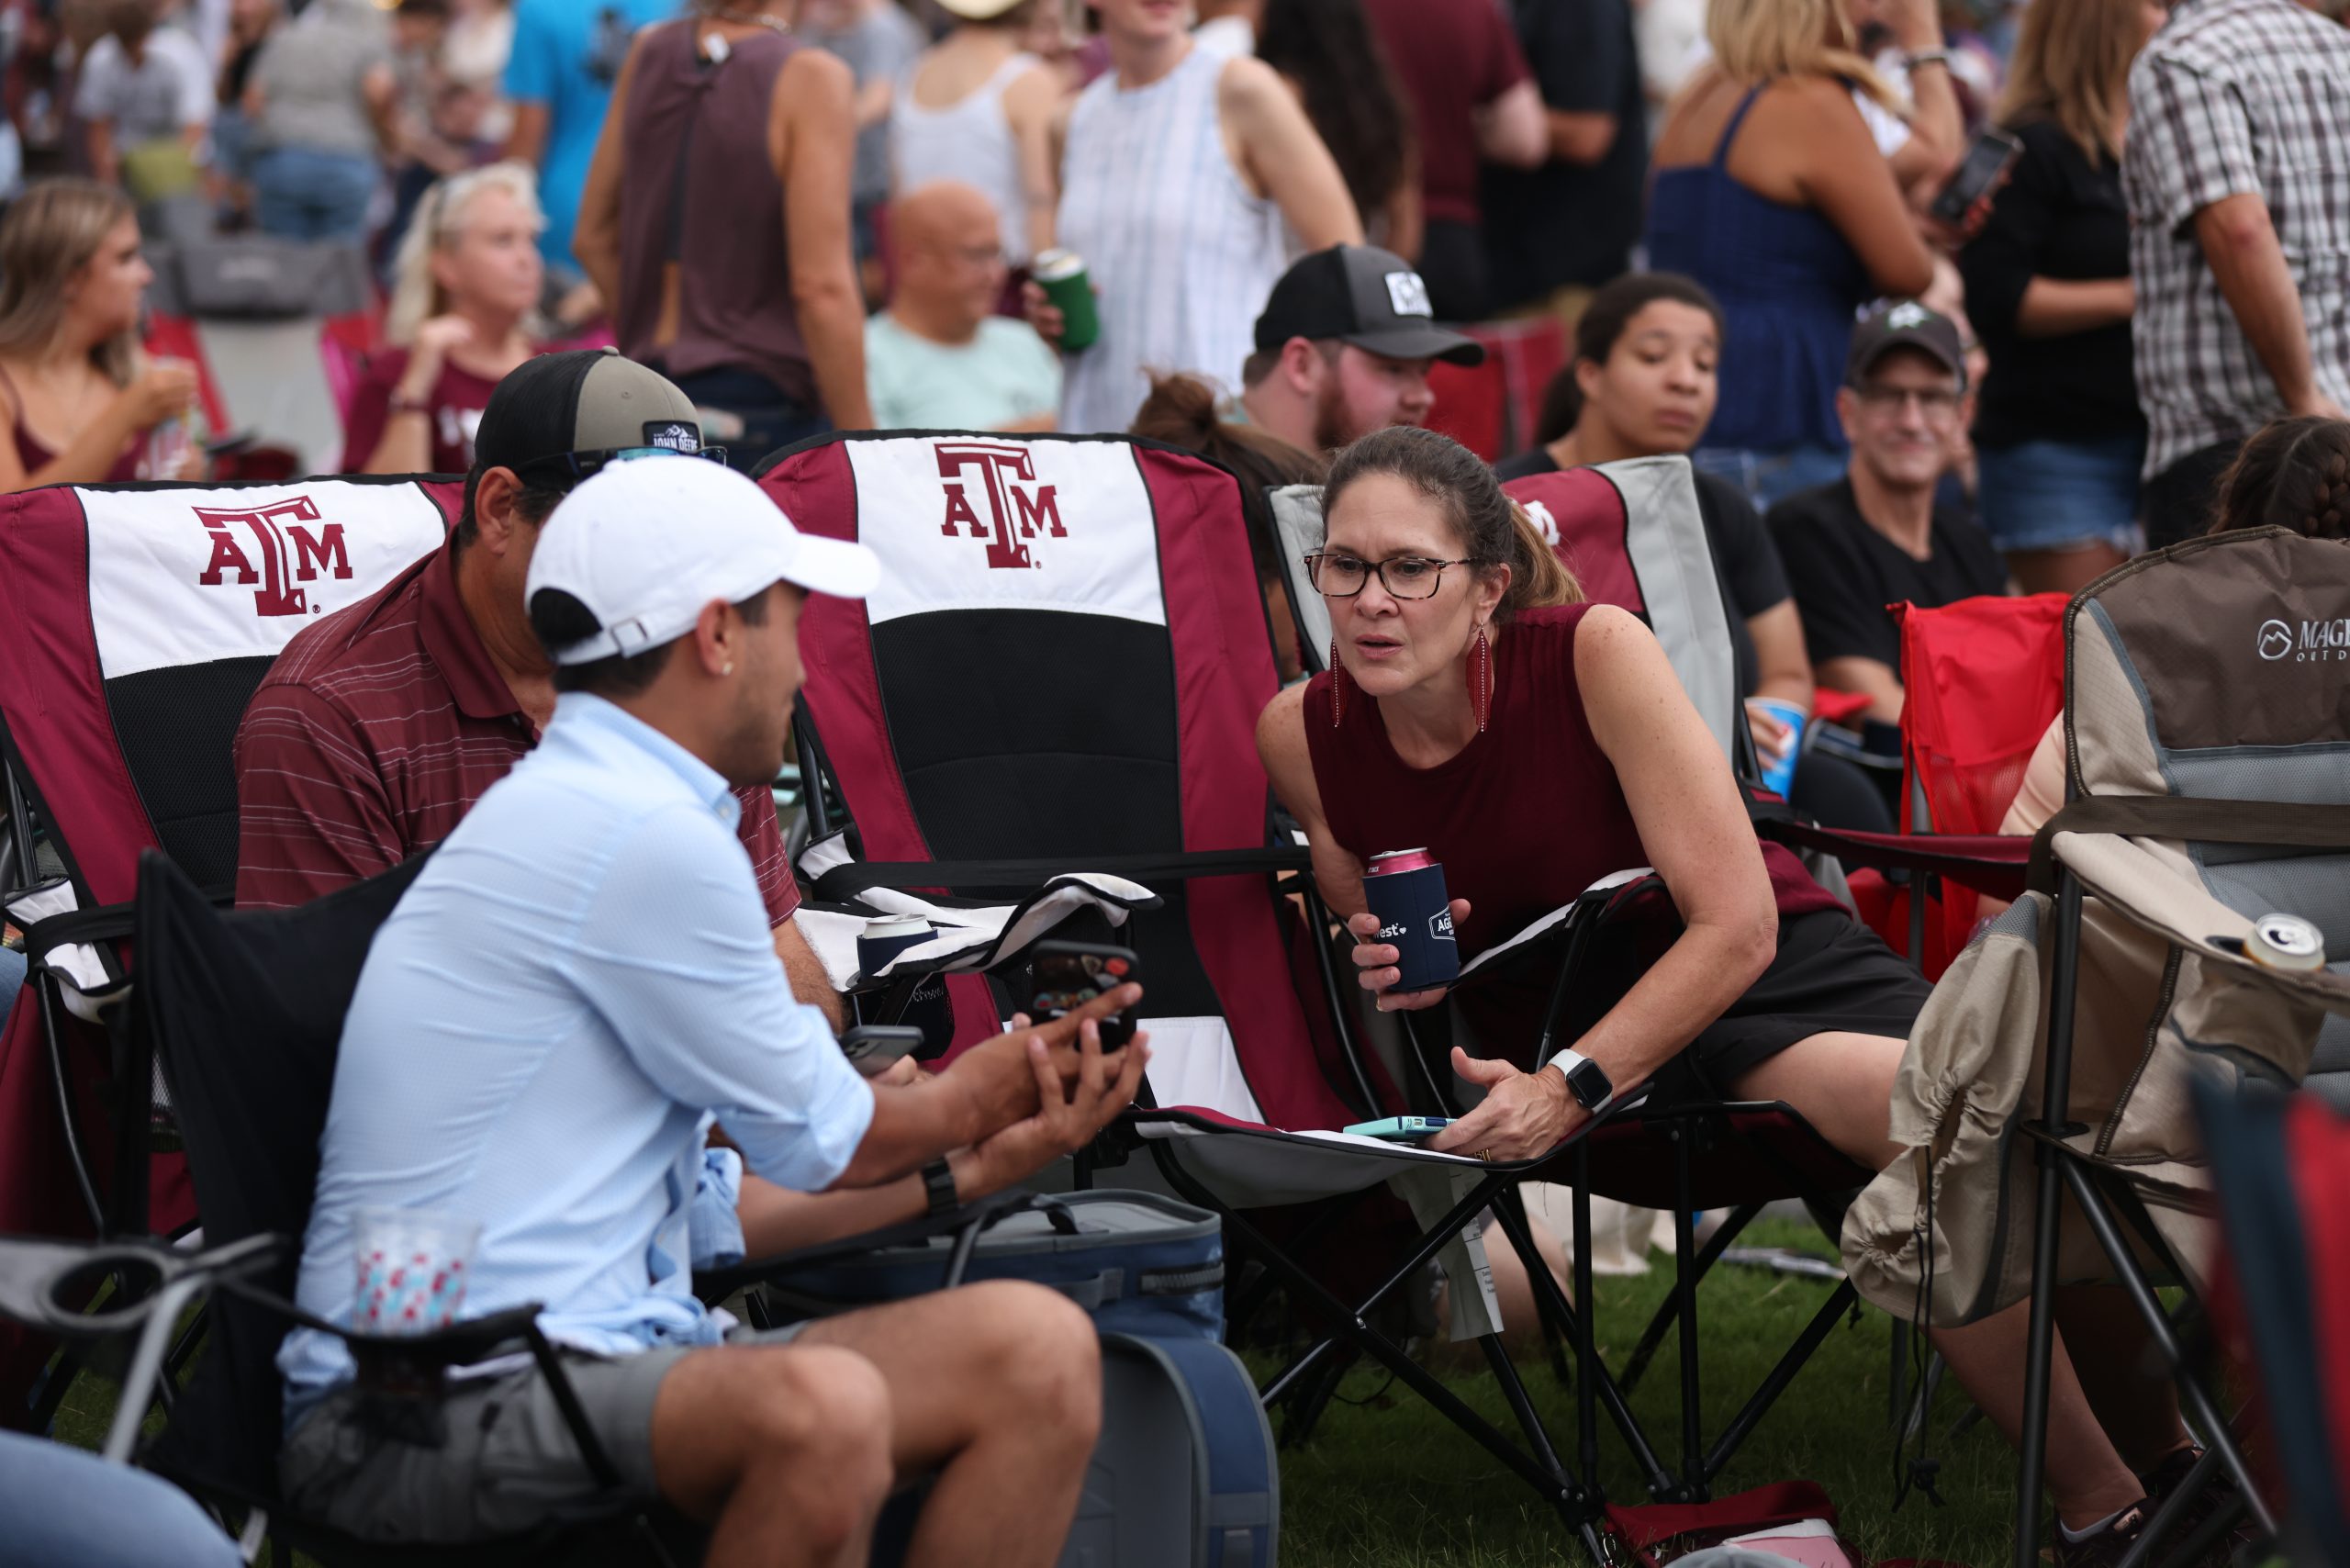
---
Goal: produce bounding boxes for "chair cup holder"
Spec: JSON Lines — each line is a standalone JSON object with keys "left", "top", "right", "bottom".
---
{"left": 47, "top": 1250, "right": 169, "bottom": 1331}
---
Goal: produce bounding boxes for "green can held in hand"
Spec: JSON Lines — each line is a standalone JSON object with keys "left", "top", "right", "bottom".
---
{"left": 1034, "top": 248, "right": 1100, "bottom": 353}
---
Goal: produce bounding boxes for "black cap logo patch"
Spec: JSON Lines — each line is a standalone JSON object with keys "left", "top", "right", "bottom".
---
{"left": 643, "top": 421, "right": 701, "bottom": 454}
{"left": 1383, "top": 271, "right": 1433, "bottom": 319}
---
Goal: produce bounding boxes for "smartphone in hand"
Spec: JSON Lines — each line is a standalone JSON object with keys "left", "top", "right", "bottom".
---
{"left": 1025, "top": 941, "right": 1140, "bottom": 1049}
{"left": 1930, "top": 127, "right": 2023, "bottom": 224}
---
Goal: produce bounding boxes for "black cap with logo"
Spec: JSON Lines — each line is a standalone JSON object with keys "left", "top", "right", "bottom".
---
{"left": 1845, "top": 300, "right": 1968, "bottom": 391}
{"left": 1252, "top": 245, "right": 1486, "bottom": 367}
{"left": 472, "top": 348, "right": 711, "bottom": 486}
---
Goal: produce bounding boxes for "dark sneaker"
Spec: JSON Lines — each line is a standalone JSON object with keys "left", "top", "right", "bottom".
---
{"left": 2139, "top": 1446, "right": 2260, "bottom": 1565}
{"left": 2050, "top": 1503, "right": 2150, "bottom": 1568}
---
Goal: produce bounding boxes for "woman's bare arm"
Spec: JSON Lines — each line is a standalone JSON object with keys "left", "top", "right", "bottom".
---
{"left": 774, "top": 49, "right": 874, "bottom": 430}
{"left": 571, "top": 36, "right": 643, "bottom": 311}
{"left": 1787, "top": 80, "right": 1936, "bottom": 299}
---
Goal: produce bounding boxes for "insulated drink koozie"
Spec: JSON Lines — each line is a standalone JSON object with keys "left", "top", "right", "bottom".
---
{"left": 1361, "top": 848, "right": 1459, "bottom": 993}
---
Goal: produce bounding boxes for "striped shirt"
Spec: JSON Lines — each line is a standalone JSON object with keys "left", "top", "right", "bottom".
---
{"left": 1055, "top": 43, "right": 1288, "bottom": 434}
{"left": 231, "top": 535, "right": 800, "bottom": 923}
{"left": 279, "top": 693, "right": 871, "bottom": 1424}
{"left": 2124, "top": 0, "right": 2350, "bottom": 477}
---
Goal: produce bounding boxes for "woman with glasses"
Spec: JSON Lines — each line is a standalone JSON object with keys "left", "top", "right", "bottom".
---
{"left": 1257, "top": 423, "right": 2208, "bottom": 1562}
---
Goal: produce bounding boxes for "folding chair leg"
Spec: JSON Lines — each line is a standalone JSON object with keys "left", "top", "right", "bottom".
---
{"left": 2016, "top": 874, "right": 2087, "bottom": 1568}
{"left": 1697, "top": 1280, "right": 1856, "bottom": 1487}
{"left": 1622, "top": 1202, "right": 1764, "bottom": 1394}
{"left": 1277, "top": 1346, "right": 1352, "bottom": 1450}
{"left": 2112, "top": 1445, "right": 2223, "bottom": 1568}
{"left": 1672, "top": 1129, "right": 1706, "bottom": 1495}
{"left": 2057, "top": 1159, "right": 2276, "bottom": 1540}
{"left": 1487, "top": 1161, "right": 1676, "bottom": 1500}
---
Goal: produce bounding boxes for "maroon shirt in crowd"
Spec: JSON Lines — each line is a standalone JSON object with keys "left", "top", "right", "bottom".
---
{"left": 339, "top": 349, "right": 505, "bottom": 476}
{"left": 232, "top": 534, "right": 801, "bottom": 919}
{"left": 1360, "top": 0, "right": 1532, "bottom": 228}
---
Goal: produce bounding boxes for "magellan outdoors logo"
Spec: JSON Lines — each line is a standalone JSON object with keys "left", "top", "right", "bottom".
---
{"left": 936, "top": 441, "right": 1064, "bottom": 569}
{"left": 193, "top": 496, "right": 352, "bottom": 617}
{"left": 2259, "top": 614, "right": 2350, "bottom": 663}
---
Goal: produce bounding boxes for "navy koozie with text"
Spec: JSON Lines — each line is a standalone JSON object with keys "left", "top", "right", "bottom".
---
{"left": 1361, "top": 849, "right": 1458, "bottom": 993}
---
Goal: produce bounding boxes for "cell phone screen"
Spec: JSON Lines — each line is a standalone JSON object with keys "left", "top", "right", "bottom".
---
{"left": 1935, "top": 130, "right": 2020, "bottom": 218}
{"left": 1028, "top": 950, "right": 1136, "bottom": 1047}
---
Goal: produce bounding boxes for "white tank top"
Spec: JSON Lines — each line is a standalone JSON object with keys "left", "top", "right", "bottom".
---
{"left": 890, "top": 50, "right": 1041, "bottom": 267}
{"left": 1055, "top": 45, "right": 1286, "bottom": 436}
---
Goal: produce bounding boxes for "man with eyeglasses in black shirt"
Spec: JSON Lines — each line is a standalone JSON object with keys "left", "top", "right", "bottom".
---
{"left": 1768, "top": 301, "right": 2009, "bottom": 725}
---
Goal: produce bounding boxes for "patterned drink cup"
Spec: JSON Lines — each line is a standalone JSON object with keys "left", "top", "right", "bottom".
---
{"left": 352, "top": 1207, "right": 481, "bottom": 1336}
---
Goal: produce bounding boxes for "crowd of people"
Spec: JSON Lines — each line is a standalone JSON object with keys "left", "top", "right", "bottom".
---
{"left": 4, "top": 0, "right": 2350, "bottom": 1562}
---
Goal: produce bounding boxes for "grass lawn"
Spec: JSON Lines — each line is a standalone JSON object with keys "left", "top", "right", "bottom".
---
{"left": 46, "top": 1219, "right": 2025, "bottom": 1567}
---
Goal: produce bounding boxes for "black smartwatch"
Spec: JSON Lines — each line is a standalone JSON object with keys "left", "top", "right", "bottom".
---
{"left": 921, "top": 1158, "right": 959, "bottom": 1218}
{"left": 1545, "top": 1049, "right": 1615, "bottom": 1114}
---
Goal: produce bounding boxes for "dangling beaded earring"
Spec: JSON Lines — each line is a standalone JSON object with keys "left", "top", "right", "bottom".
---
{"left": 1328, "top": 640, "right": 1348, "bottom": 727}
{"left": 1470, "top": 626, "right": 1493, "bottom": 734}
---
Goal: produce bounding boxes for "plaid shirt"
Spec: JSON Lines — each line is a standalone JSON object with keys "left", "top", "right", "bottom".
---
{"left": 2124, "top": 0, "right": 2350, "bottom": 477}
{"left": 233, "top": 535, "right": 800, "bottom": 922}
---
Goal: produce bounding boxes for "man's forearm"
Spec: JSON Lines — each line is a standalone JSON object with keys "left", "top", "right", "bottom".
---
{"left": 2198, "top": 194, "right": 2322, "bottom": 408}
{"left": 829, "top": 1073, "right": 984, "bottom": 1189}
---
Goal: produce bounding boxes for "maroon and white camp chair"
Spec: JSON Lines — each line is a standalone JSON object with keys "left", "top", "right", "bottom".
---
{"left": 0, "top": 475, "right": 460, "bottom": 1417}
{"left": 759, "top": 431, "right": 1634, "bottom": 1553}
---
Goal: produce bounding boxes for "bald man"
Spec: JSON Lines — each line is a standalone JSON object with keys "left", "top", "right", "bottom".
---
{"left": 866, "top": 181, "right": 1062, "bottom": 432}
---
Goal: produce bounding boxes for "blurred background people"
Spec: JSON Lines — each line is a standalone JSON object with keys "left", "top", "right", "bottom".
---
{"left": 1359, "top": 0, "right": 1545, "bottom": 320}
{"left": 0, "top": 178, "right": 197, "bottom": 490}
{"left": 1481, "top": 0, "right": 1646, "bottom": 330}
{"left": 1499, "top": 272, "right": 1894, "bottom": 832}
{"left": 344, "top": 161, "right": 543, "bottom": 474}
{"left": 867, "top": 180, "right": 1059, "bottom": 431}
{"left": 1237, "top": 243, "right": 1482, "bottom": 453}
{"left": 208, "top": 0, "right": 280, "bottom": 223}
{"left": 1255, "top": 0, "right": 1420, "bottom": 259}
{"left": 501, "top": 0, "right": 669, "bottom": 297}
{"left": 1646, "top": 0, "right": 1936, "bottom": 511}
{"left": 1193, "top": 0, "right": 1261, "bottom": 57}
{"left": 1128, "top": 368, "right": 1327, "bottom": 680}
{"left": 804, "top": 0, "right": 925, "bottom": 303}
{"left": 2126, "top": 0, "right": 2350, "bottom": 548}
{"left": 243, "top": 0, "right": 396, "bottom": 241}
{"left": 576, "top": 0, "right": 873, "bottom": 464}
{"left": 890, "top": 0, "right": 1059, "bottom": 288}
{"left": 1770, "top": 301, "right": 2008, "bottom": 728}
{"left": 1037, "top": 0, "right": 1360, "bottom": 435}
{"left": 1958, "top": 0, "right": 2161, "bottom": 594}
{"left": 76, "top": 0, "right": 212, "bottom": 200}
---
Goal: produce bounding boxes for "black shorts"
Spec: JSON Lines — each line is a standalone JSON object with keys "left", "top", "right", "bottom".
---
{"left": 1670, "top": 909, "right": 1932, "bottom": 1098}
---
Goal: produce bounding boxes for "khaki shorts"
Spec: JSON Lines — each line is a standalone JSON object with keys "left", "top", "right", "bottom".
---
{"left": 280, "top": 1322, "right": 809, "bottom": 1544}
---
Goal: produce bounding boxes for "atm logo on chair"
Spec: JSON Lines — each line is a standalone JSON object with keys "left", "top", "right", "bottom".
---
{"left": 192, "top": 495, "right": 353, "bottom": 617}
{"left": 936, "top": 441, "right": 1066, "bottom": 569}
{"left": 2259, "top": 616, "right": 2350, "bottom": 663}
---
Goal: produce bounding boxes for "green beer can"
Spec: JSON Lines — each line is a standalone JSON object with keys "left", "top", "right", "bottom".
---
{"left": 1033, "top": 248, "right": 1100, "bottom": 353}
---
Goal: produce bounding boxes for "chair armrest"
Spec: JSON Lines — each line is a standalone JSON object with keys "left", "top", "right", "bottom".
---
{"left": 693, "top": 1188, "right": 1037, "bottom": 1305}
{"left": 219, "top": 1275, "right": 549, "bottom": 1369}
{"left": 1762, "top": 820, "right": 2031, "bottom": 901}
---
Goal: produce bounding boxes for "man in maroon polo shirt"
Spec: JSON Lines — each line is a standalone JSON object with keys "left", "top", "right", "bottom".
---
{"left": 233, "top": 349, "right": 843, "bottom": 1022}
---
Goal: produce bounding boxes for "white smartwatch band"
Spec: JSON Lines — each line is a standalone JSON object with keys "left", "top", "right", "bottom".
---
{"left": 1544, "top": 1048, "right": 1615, "bottom": 1114}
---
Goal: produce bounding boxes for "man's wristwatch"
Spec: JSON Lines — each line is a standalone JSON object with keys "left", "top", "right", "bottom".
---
{"left": 1544, "top": 1049, "right": 1615, "bottom": 1114}
{"left": 921, "top": 1158, "right": 959, "bottom": 1218}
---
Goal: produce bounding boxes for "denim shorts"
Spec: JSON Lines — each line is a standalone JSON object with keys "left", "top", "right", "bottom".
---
{"left": 1974, "top": 433, "right": 2145, "bottom": 554}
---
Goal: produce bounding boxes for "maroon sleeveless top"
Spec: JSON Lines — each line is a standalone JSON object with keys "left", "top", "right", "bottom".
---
{"left": 1302, "top": 604, "right": 1842, "bottom": 1054}
{"left": 615, "top": 21, "right": 814, "bottom": 407}
{"left": 0, "top": 364, "right": 141, "bottom": 483}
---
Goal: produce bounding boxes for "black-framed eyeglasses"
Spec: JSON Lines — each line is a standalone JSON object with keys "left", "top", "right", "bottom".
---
{"left": 1853, "top": 383, "right": 1963, "bottom": 418}
{"left": 1304, "top": 551, "right": 1481, "bottom": 600}
{"left": 511, "top": 444, "right": 731, "bottom": 488}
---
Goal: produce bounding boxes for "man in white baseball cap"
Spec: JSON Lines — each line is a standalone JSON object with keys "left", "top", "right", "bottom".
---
{"left": 280, "top": 454, "right": 1149, "bottom": 1562}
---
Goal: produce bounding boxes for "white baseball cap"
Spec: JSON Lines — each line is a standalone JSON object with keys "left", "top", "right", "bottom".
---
{"left": 527, "top": 454, "right": 879, "bottom": 666}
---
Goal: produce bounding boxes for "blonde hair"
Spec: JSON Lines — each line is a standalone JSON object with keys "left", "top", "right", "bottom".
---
{"left": 0, "top": 179, "right": 140, "bottom": 386}
{"left": 1998, "top": 0, "right": 2139, "bottom": 162}
{"left": 1705, "top": 0, "right": 1904, "bottom": 113}
{"left": 386, "top": 162, "right": 546, "bottom": 346}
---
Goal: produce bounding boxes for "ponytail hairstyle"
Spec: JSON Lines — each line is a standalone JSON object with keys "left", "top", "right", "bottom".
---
{"left": 1129, "top": 372, "right": 1329, "bottom": 583}
{"left": 1322, "top": 425, "right": 1581, "bottom": 622}
{"left": 2208, "top": 416, "right": 2350, "bottom": 542}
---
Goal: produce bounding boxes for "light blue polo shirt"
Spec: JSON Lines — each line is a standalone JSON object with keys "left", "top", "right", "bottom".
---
{"left": 279, "top": 693, "right": 872, "bottom": 1425}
